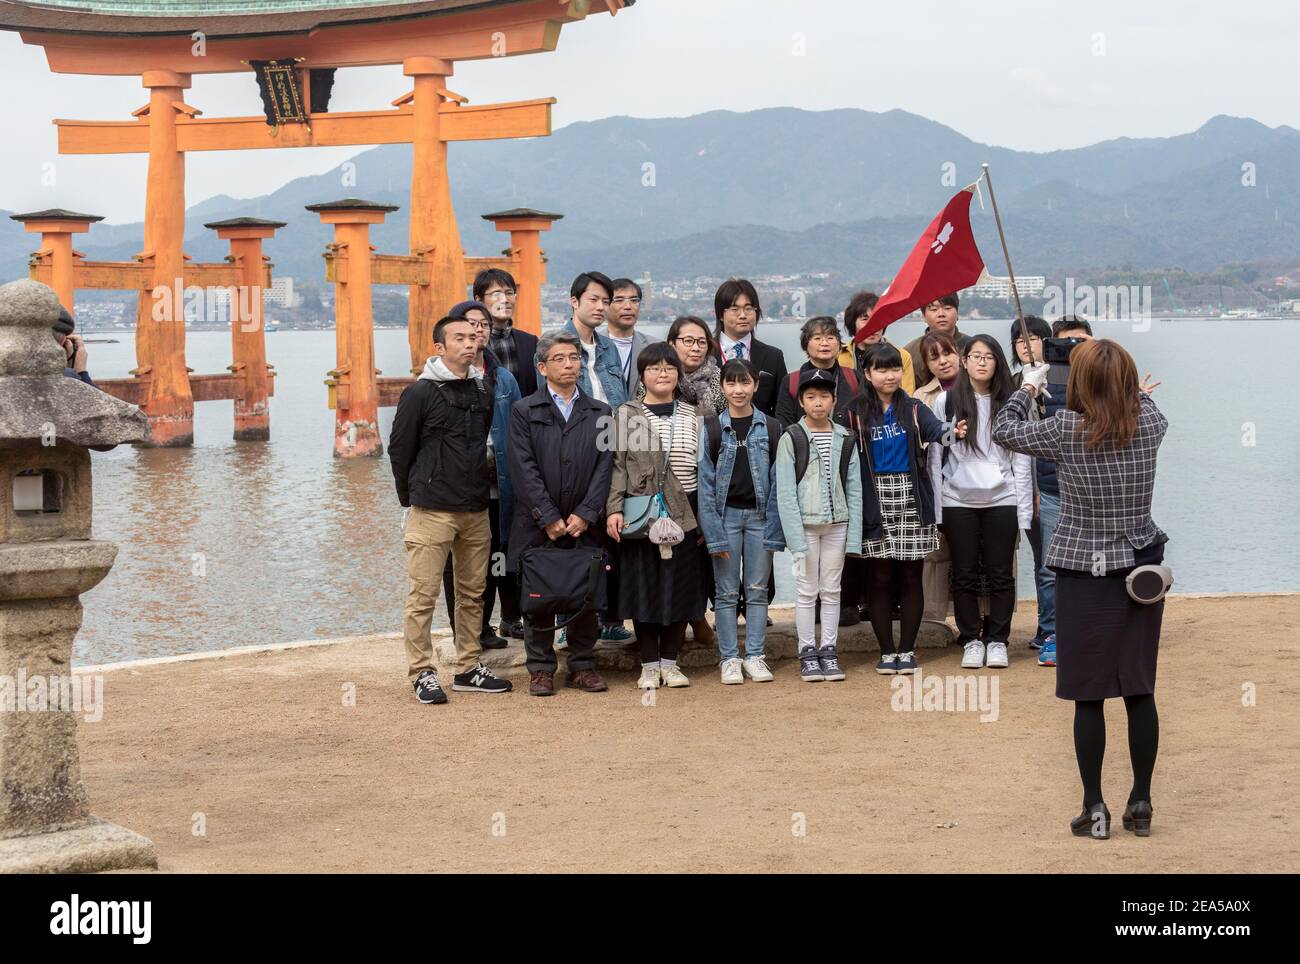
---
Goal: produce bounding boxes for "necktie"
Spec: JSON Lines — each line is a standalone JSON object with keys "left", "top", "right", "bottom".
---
{"left": 732, "top": 343, "right": 744, "bottom": 360}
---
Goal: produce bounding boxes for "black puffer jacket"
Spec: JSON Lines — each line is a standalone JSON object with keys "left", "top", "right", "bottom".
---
{"left": 389, "top": 364, "right": 492, "bottom": 512}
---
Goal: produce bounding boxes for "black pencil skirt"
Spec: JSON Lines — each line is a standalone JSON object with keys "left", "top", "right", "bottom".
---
{"left": 1052, "top": 544, "right": 1166, "bottom": 701}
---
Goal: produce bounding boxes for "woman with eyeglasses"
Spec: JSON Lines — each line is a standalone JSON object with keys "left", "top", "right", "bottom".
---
{"left": 926, "top": 335, "right": 1032, "bottom": 670}
{"left": 638, "top": 316, "right": 724, "bottom": 417}
{"left": 607, "top": 342, "right": 709, "bottom": 689}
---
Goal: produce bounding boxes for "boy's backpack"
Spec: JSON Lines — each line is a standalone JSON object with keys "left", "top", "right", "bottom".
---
{"left": 785, "top": 423, "right": 854, "bottom": 489}
{"left": 705, "top": 413, "right": 782, "bottom": 469}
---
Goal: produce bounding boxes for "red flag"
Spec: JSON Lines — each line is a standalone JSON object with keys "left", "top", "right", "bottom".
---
{"left": 856, "top": 186, "right": 986, "bottom": 342}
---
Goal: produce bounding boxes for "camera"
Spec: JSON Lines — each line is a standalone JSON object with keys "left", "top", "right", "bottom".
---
{"left": 1043, "top": 336, "right": 1086, "bottom": 384}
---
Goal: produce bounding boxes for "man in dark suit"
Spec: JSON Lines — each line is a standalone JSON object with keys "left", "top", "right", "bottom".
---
{"left": 508, "top": 330, "right": 615, "bottom": 697}
{"left": 478, "top": 268, "right": 538, "bottom": 398}
{"left": 713, "top": 278, "right": 788, "bottom": 417}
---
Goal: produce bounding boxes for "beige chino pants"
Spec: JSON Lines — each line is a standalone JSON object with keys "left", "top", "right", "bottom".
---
{"left": 403, "top": 507, "right": 491, "bottom": 679}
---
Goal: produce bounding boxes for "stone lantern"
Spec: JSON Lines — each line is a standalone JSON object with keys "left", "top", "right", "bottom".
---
{"left": 0, "top": 279, "right": 155, "bottom": 873}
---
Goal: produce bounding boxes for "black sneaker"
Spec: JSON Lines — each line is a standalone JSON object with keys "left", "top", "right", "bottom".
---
{"left": 412, "top": 669, "right": 447, "bottom": 705}
{"left": 818, "top": 645, "right": 846, "bottom": 681}
{"left": 479, "top": 629, "right": 509, "bottom": 650}
{"left": 501, "top": 619, "right": 527, "bottom": 640}
{"left": 452, "top": 662, "right": 513, "bottom": 694}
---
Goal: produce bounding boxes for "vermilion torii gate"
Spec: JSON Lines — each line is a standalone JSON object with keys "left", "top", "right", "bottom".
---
{"left": 1, "top": 0, "right": 634, "bottom": 446}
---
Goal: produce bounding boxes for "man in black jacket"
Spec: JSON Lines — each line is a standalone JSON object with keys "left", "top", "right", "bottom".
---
{"left": 389, "top": 315, "right": 514, "bottom": 704}
{"left": 477, "top": 268, "right": 539, "bottom": 398}
{"left": 713, "top": 278, "right": 787, "bottom": 417}
{"left": 507, "top": 331, "right": 614, "bottom": 697}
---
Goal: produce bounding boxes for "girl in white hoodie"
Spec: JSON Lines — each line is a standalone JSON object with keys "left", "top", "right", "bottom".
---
{"left": 928, "top": 335, "right": 1032, "bottom": 669}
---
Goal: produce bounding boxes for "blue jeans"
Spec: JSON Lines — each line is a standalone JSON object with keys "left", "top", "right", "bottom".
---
{"left": 711, "top": 505, "right": 771, "bottom": 660}
{"left": 1035, "top": 490, "right": 1060, "bottom": 637}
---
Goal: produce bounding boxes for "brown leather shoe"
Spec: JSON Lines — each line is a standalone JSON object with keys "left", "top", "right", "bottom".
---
{"left": 528, "top": 671, "right": 555, "bottom": 696}
{"left": 690, "top": 619, "right": 717, "bottom": 646}
{"left": 564, "top": 669, "right": 609, "bottom": 693}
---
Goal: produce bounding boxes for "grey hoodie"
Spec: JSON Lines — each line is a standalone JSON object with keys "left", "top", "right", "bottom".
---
{"left": 418, "top": 356, "right": 483, "bottom": 383}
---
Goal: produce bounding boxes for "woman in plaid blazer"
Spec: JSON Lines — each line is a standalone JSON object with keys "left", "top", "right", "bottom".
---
{"left": 993, "top": 338, "right": 1167, "bottom": 840}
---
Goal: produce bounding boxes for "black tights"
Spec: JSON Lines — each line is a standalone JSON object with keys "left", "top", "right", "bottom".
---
{"left": 1073, "top": 695, "right": 1159, "bottom": 808}
{"left": 635, "top": 621, "right": 686, "bottom": 664}
{"left": 866, "top": 559, "right": 924, "bottom": 654}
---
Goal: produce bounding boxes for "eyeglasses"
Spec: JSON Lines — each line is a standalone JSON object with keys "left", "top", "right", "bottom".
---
{"left": 674, "top": 336, "right": 709, "bottom": 348}
{"left": 545, "top": 353, "right": 581, "bottom": 365}
{"left": 611, "top": 296, "right": 641, "bottom": 305}
{"left": 484, "top": 290, "right": 515, "bottom": 301}
{"left": 725, "top": 305, "right": 757, "bottom": 316}
{"left": 966, "top": 353, "right": 996, "bottom": 363}
{"left": 468, "top": 319, "right": 490, "bottom": 330}
{"left": 646, "top": 364, "right": 678, "bottom": 375}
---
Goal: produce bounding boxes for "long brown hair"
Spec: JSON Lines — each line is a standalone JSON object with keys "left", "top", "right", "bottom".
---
{"left": 1066, "top": 338, "right": 1140, "bottom": 450}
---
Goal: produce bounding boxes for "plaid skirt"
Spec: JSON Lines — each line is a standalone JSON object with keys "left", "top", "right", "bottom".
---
{"left": 861, "top": 472, "right": 939, "bottom": 561}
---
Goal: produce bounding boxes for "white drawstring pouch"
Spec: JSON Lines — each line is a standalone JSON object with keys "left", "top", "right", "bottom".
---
{"left": 649, "top": 515, "right": 685, "bottom": 559}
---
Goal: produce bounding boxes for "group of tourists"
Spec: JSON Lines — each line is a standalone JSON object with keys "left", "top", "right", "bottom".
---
{"left": 389, "top": 268, "right": 1170, "bottom": 837}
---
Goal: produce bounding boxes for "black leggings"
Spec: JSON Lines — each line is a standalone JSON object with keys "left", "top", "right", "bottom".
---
{"left": 1073, "top": 695, "right": 1159, "bottom": 808}
{"left": 866, "top": 559, "right": 924, "bottom": 654}
{"left": 635, "top": 621, "right": 686, "bottom": 664}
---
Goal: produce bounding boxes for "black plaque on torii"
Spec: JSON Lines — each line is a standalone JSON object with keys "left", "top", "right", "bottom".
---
{"left": 249, "top": 58, "right": 336, "bottom": 128}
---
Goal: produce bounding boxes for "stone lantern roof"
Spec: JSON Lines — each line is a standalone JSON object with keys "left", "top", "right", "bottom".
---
{"left": 0, "top": 280, "right": 148, "bottom": 449}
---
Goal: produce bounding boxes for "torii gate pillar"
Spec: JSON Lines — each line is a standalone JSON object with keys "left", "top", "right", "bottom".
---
{"left": 482, "top": 209, "right": 564, "bottom": 337}
{"left": 206, "top": 217, "right": 285, "bottom": 441}
{"left": 404, "top": 56, "right": 464, "bottom": 376}
{"left": 309, "top": 198, "right": 396, "bottom": 458}
{"left": 9, "top": 210, "right": 103, "bottom": 312}
{"left": 136, "top": 68, "right": 195, "bottom": 448}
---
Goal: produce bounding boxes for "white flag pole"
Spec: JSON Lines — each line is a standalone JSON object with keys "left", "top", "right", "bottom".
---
{"left": 981, "top": 163, "right": 1035, "bottom": 363}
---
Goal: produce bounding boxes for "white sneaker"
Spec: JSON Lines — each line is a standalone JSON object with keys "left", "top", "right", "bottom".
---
{"left": 985, "top": 641, "right": 1009, "bottom": 668}
{"left": 637, "top": 665, "right": 661, "bottom": 689}
{"left": 741, "top": 656, "right": 774, "bottom": 682}
{"left": 661, "top": 664, "right": 691, "bottom": 688}
{"left": 961, "top": 640, "right": 987, "bottom": 668}
{"left": 720, "top": 658, "right": 744, "bottom": 685}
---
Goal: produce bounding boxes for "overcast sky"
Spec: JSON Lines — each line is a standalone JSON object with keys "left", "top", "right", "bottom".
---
{"left": 1, "top": 0, "right": 1296, "bottom": 223}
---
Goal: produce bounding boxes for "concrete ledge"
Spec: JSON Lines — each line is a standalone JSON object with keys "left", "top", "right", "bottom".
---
{"left": 0, "top": 817, "right": 158, "bottom": 874}
{"left": 435, "top": 605, "right": 956, "bottom": 677}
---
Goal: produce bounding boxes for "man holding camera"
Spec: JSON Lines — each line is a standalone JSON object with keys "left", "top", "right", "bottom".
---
{"left": 54, "top": 306, "right": 94, "bottom": 386}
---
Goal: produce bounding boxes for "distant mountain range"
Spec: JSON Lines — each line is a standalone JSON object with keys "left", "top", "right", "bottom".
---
{"left": 3, "top": 107, "right": 1297, "bottom": 290}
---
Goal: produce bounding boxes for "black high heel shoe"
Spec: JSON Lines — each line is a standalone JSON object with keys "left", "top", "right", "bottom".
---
{"left": 1122, "top": 801, "right": 1153, "bottom": 837}
{"left": 1070, "top": 802, "right": 1111, "bottom": 839}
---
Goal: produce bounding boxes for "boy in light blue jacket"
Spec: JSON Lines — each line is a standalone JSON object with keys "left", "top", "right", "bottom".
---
{"left": 775, "top": 369, "right": 863, "bottom": 682}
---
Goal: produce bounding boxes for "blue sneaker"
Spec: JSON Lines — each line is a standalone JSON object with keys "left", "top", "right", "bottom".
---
{"left": 875, "top": 653, "right": 899, "bottom": 675}
{"left": 1038, "top": 637, "right": 1057, "bottom": 667}
{"left": 799, "top": 648, "right": 825, "bottom": 682}
{"left": 895, "top": 651, "right": 919, "bottom": 675}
